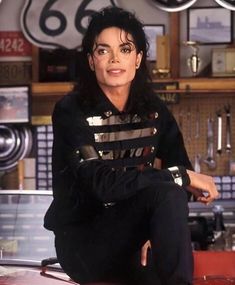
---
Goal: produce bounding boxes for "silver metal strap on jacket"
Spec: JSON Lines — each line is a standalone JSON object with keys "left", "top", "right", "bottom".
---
{"left": 103, "top": 202, "right": 116, "bottom": 208}
{"left": 75, "top": 145, "right": 100, "bottom": 161}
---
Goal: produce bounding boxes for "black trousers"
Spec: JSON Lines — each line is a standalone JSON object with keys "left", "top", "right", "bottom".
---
{"left": 55, "top": 182, "right": 193, "bottom": 285}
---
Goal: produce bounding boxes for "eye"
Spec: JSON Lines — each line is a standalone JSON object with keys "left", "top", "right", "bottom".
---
{"left": 96, "top": 48, "right": 109, "bottom": 55}
{"left": 120, "top": 45, "right": 132, "bottom": 54}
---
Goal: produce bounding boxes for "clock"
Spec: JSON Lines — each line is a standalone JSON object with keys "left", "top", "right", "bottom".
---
{"left": 150, "top": 0, "right": 197, "bottom": 12}
{"left": 214, "top": 0, "right": 235, "bottom": 11}
{"left": 212, "top": 48, "right": 235, "bottom": 77}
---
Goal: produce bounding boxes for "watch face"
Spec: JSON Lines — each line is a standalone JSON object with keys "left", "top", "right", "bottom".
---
{"left": 150, "top": 0, "right": 197, "bottom": 12}
{"left": 214, "top": 0, "right": 235, "bottom": 10}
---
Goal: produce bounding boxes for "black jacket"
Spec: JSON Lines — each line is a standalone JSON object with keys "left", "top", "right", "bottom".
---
{"left": 44, "top": 90, "right": 192, "bottom": 231}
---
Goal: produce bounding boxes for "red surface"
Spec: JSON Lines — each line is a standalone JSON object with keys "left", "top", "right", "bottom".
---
{"left": 194, "top": 277, "right": 235, "bottom": 284}
{"left": 0, "top": 252, "right": 235, "bottom": 285}
{"left": 0, "top": 31, "right": 32, "bottom": 57}
{"left": 193, "top": 251, "right": 235, "bottom": 284}
{"left": 0, "top": 267, "right": 123, "bottom": 285}
{"left": 193, "top": 251, "right": 235, "bottom": 278}
{"left": 0, "top": 267, "right": 234, "bottom": 285}
{"left": 0, "top": 268, "right": 76, "bottom": 285}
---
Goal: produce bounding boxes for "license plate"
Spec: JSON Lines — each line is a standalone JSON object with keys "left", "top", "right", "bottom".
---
{"left": 0, "top": 62, "right": 32, "bottom": 85}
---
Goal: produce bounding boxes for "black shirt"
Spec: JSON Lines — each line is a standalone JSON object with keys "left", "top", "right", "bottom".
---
{"left": 44, "top": 90, "right": 192, "bottom": 231}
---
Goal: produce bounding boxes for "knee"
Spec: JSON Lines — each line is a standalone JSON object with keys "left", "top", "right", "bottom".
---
{"left": 167, "top": 183, "right": 188, "bottom": 201}
{"left": 165, "top": 184, "right": 190, "bottom": 219}
{"left": 141, "top": 182, "right": 188, "bottom": 215}
{"left": 168, "top": 182, "right": 188, "bottom": 201}
{"left": 155, "top": 182, "right": 189, "bottom": 212}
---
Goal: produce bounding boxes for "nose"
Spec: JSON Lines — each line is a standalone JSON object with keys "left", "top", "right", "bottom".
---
{"left": 110, "top": 50, "right": 120, "bottom": 63}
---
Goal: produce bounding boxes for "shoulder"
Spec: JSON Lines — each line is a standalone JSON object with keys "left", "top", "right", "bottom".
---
{"left": 52, "top": 92, "right": 86, "bottom": 126}
{"left": 54, "top": 91, "right": 84, "bottom": 115}
{"left": 55, "top": 91, "right": 79, "bottom": 109}
{"left": 148, "top": 92, "right": 171, "bottom": 116}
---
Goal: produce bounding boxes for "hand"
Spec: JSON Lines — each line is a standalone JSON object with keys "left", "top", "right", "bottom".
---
{"left": 186, "top": 170, "right": 219, "bottom": 205}
{"left": 141, "top": 240, "right": 151, "bottom": 266}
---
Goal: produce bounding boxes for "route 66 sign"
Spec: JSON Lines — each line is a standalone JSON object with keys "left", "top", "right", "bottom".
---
{"left": 21, "top": 0, "right": 118, "bottom": 49}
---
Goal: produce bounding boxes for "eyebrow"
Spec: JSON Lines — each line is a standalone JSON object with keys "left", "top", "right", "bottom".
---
{"left": 94, "top": 42, "right": 134, "bottom": 50}
{"left": 94, "top": 43, "right": 109, "bottom": 49}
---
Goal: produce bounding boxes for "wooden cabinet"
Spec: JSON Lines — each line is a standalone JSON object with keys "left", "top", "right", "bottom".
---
{"left": 31, "top": 82, "right": 74, "bottom": 120}
{"left": 31, "top": 74, "right": 235, "bottom": 118}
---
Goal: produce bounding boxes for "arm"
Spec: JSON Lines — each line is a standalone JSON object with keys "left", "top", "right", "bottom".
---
{"left": 156, "top": 103, "right": 193, "bottom": 170}
{"left": 53, "top": 97, "right": 190, "bottom": 204}
{"left": 54, "top": 95, "right": 218, "bottom": 204}
{"left": 53, "top": 97, "right": 177, "bottom": 203}
{"left": 74, "top": 154, "right": 193, "bottom": 203}
{"left": 155, "top": 102, "right": 218, "bottom": 204}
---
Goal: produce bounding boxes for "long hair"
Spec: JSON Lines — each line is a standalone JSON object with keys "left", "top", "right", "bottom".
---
{"left": 75, "top": 6, "right": 154, "bottom": 115}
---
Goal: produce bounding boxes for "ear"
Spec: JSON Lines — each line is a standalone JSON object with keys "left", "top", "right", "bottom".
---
{"left": 136, "top": 51, "right": 143, "bottom": 69}
{"left": 88, "top": 53, "right": 95, "bottom": 71}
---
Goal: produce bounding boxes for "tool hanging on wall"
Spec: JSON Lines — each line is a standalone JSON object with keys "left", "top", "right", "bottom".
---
{"left": 194, "top": 154, "right": 201, "bottom": 173}
{"left": 216, "top": 109, "right": 223, "bottom": 155}
{"left": 204, "top": 117, "right": 217, "bottom": 170}
{"left": 178, "top": 108, "right": 184, "bottom": 131}
{"left": 186, "top": 106, "right": 192, "bottom": 143}
{"left": 195, "top": 105, "right": 200, "bottom": 139}
{"left": 224, "top": 104, "right": 231, "bottom": 153}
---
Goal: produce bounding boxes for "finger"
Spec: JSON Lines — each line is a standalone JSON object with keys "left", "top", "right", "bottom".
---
{"left": 201, "top": 185, "right": 219, "bottom": 201}
{"left": 197, "top": 195, "right": 212, "bottom": 203}
{"left": 206, "top": 189, "right": 219, "bottom": 201}
{"left": 197, "top": 196, "right": 207, "bottom": 203}
{"left": 197, "top": 194, "right": 216, "bottom": 204}
{"left": 141, "top": 246, "right": 148, "bottom": 266}
{"left": 189, "top": 188, "right": 203, "bottom": 198}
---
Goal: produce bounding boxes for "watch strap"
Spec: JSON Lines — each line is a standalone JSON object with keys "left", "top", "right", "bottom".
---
{"left": 168, "top": 166, "right": 190, "bottom": 186}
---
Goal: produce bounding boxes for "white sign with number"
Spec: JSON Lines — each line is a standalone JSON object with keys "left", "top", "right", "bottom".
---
{"left": 21, "top": 0, "right": 118, "bottom": 49}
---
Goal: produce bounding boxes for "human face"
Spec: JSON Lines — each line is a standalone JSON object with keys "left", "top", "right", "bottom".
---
{"left": 88, "top": 27, "right": 142, "bottom": 93}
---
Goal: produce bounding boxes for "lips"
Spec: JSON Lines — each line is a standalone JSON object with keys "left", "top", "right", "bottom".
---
{"left": 107, "top": 69, "right": 125, "bottom": 75}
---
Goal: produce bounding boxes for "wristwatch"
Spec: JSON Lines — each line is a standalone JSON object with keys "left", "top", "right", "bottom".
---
{"left": 168, "top": 166, "right": 190, "bottom": 186}
{"left": 150, "top": 0, "right": 197, "bottom": 12}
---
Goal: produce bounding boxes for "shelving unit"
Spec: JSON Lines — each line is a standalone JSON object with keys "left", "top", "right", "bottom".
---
{"left": 30, "top": 6, "right": 235, "bottom": 104}
{"left": 31, "top": 78, "right": 235, "bottom": 97}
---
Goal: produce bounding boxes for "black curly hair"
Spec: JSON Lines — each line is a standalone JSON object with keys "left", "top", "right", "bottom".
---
{"left": 75, "top": 6, "right": 155, "bottom": 115}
